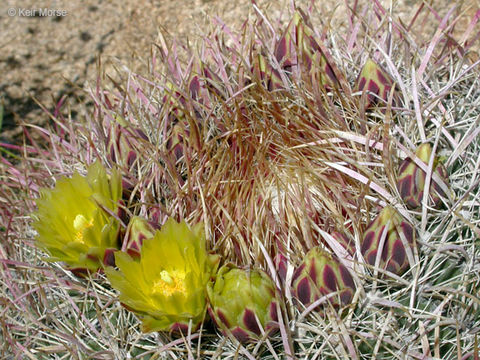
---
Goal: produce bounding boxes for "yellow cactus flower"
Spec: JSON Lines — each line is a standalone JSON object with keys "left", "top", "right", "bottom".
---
{"left": 33, "top": 161, "right": 122, "bottom": 274}
{"left": 105, "top": 219, "right": 219, "bottom": 333}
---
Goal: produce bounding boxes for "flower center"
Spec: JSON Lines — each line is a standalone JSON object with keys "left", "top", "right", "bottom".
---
{"left": 73, "top": 214, "right": 94, "bottom": 243}
{"left": 152, "top": 269, "right": 187, "bottom": 297}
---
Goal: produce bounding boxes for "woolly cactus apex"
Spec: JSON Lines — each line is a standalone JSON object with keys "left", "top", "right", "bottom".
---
{"left": 397, "top": 143, "right": 449, "bottom": 209}
{"left": 291, "top": 247, "right": 356, "bottom": 312}
{"left": 207, "top": 265, "right": 279, "bottom": 343}
{"left": 124, "top": 216, "right": 156, "bottom": 259}
{"left": 361, "top": 206, "right": 416, "bottom": 275}
{"left": 356, "top": 58, "right": 398, "bottom": 109}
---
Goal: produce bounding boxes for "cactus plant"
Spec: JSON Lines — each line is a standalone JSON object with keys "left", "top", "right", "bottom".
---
{"left": 2, "top": 2, "right": 478, "bottom": 358}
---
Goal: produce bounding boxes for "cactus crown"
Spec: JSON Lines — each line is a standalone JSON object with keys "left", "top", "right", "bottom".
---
{"left": 2, "top": 1, "right": 479, "bottom": 359}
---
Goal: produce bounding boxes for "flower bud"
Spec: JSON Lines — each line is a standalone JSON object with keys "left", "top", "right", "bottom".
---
{"left": 165, "top": 121, "right": 188, "bottom": 161}
{"left": 332, "top": 231, "right": 355, "bottom": 257}
{"left": 356, "top": 58, "right": 397, "bottom": 109}
{"left": 252, "top": 51, "right": 284, "bottom": 91}
{"left": 293, "top": 12, "right": 338, "bottom": 88}
{"left": 124, "top": 216, "right": 156, "bottom": 259}
{"left": 361, "top": 206, "right": 416, "bottom": 275}
{"left": 291, "top": 247, "right": 356, "bottom": 311}
{"left": 274, "top": 253, "right": 288, "bottom": 283}
{"left": 207, "top": 265, "right": 279, "bottom": 343}
{"left": 106, "top": 117, "right": 146, "bottom": 171}
{"left": 397, "top": 143, "right": 449, "bottom": 209}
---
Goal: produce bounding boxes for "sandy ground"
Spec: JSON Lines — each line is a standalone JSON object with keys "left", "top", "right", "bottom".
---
{"left": 0, "top": 0, "right": 478, "bottom": 144}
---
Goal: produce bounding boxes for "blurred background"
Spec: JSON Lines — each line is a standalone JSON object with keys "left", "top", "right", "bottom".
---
{"left": 1, "top": 0, "right": 477, "bottom": 145}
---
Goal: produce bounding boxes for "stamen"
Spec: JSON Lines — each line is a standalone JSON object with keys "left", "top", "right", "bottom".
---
{"left": 73, "top": 214, "right": 94, "bottom": 243}
{"left": 153, "top": 270, "right": 186, "bottom": 297}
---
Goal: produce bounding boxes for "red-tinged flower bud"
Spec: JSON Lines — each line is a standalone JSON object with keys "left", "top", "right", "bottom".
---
{"left": 356, "top": 58, "right": 398, "bottom": 109}
{"left": 274, "top": 14, "right": 297, "bottom": 73}
{"left": 293, "top": 12, "right": 338, "bottom": 88}
{"left": 107, "top": 123, "right": 139, "bottom": 171}
{"left": 274, "top": 253, "right": 288, "bottom": 283}
{"left": 252, "top": 52, "right": 285, "bottom": 91}
{"left": 165, "top": 121, "right": 189, "bottom": 161}
{"left": 291, "top": 247, "right": 356, "bottom": 311}
{"left": 124, "top": 216, "right": 156, "bottom": 259}
{"left": 102, "top": 248, "right": 117, "bottom": 267}
{"left": 397, "top": 143, "right": 449, "bottom": 209}
{"left": 361, "top": 206, "right": 416, "bottom": 275}
{"left": 207, "top": 265, "right": 279, "bottom": 343}
{"left": 197, "top": 62, "right": 227, "bottom": 99}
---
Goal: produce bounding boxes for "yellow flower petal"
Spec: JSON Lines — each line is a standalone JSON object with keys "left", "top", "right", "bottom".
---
{"left": 106, "top": 218, "right": 218, "bottom": 333}
{"left": 33, "top": 161, "right": 121, "bottom": 272}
